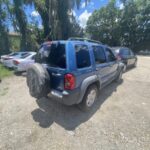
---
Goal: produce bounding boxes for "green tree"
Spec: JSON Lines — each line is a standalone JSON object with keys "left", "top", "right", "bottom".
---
{"left": 0, "top": 0, "right": 10, "bottom": 55}
{"left": 134, "top": 0, "right": 150, "bottom": 51}
{"left": 13, "top": 0, "right": 28, "bottom": 51}
{"left": 86, "top": 0, "right": 120, "bottom": 46}
{"left": 86, "top": 0, "right": 150, "bottom": 52}
{"left": 29, "top": 0, "right": 89, "bottom": 39}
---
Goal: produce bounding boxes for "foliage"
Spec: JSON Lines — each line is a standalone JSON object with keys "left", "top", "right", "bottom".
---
{"left": 31, "top": 0, "right": 88, "bottom": 40}
{"left": 12, "top": 0, "right": 28, "bottom": 51}
{"left": 0, "top": 0, "right": 10, "bottom": 55}
{"left": 6, "top": 0, "right": 86, "bottom": 53}
{"left": 1, "top": 0, "right": 149, "bottom": 54}
{"left": 9, "top": 34, "right": 20, "bottom": 51}
{"left": 86, "top": 0, "right": 150, "bottom": 52}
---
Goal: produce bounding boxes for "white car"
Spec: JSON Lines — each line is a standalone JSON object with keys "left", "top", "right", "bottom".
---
{"left": 0, "top": 52, "right": 19, "bottom": 63}
{"left": 13, "top": 52, "right": 37, "bottom": 72}
{"left": 2, "top": 52, "right": 30, "bottom": 68}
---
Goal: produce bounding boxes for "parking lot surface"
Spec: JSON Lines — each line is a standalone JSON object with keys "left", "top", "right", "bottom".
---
{"left": 0, "top": 56, "right": 150, "bottom": 150}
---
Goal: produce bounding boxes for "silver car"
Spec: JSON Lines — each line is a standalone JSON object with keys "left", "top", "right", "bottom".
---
{"left": 2, "top": 52, "right": 30, "bottom": 68}
{"left": 13, "top": 52, "right": 37, "bottom": 72}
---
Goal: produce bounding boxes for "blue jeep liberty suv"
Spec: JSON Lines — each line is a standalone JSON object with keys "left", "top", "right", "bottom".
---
{"left": 27, "top": 38, "right": 124, "bottom": 111}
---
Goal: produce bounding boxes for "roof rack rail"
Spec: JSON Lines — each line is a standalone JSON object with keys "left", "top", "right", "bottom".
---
{"left": 68, "top": 37, "right": 102, "bottom": 44}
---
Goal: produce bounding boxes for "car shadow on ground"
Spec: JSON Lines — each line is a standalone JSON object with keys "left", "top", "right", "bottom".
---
{"left": 14, "top": 71, "right": 27, "bottom": 77}
{"left": 31, "top": 80, "right": 123, "bottom": 131}
{"left": 125, "top": 66, "right": 136, "bottom": 73}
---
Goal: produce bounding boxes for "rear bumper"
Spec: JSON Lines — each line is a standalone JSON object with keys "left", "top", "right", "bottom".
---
{"left": 3, "top": 61, "right": 14, "bottom": 68}
{"left": 14, "top": 64, "right": 28, "bottom": 72}
{"left": 14, "top": 66, "right": 25, "bottom": 72}
{"left": 48, "top": 88, "right": 81, "bottom": 106}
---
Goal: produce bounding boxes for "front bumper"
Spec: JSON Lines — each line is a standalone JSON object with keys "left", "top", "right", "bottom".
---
{"left": 48, "top": 88, "right": 81, "bottom": 106}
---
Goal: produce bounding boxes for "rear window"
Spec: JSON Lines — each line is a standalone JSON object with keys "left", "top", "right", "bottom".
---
{"left": 20, "top": 53, "right": 31, "bottom": 59}
{"left": 75, "top": 44, "right": 91, "bottom": 68}
{"left": 120, "top": 48, "right": 130, "bottom": 56}
{"left": 36, "top": 43, "right": 66, "bottom": 68}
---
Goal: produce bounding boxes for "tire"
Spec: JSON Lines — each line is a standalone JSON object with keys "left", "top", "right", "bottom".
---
{"left": 78, "top": 85, "right": 98, "bottom": 111}
{"left": 134, "top": 60, "right": 137, "bottom": 67}
{"left": 115, "top": 69, "right": 123, "bottom": 83}
{"left": 123, "top": 64, "right": 127, "bottom": 72}
{"left": 27, "top": 63, "right": 50, "bottom": 99}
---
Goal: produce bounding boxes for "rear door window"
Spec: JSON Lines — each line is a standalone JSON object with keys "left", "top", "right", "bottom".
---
{"left": 75, "top": 44, "right": 91, "bottom": 68}
{"left": 105, "top": 48, "right": 116, "bottom": 62}
{"left": 37, "top": 43, "right": 66, "bottom": 68}
{"left": 92, "top": 46, "right": 106, "bottom": 64}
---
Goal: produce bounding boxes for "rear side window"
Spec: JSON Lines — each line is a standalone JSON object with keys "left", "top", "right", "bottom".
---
{"left": 37, "top": 43, "right": 66, "bottom": 68}
{"left": 105, "top": 48, "right": 116, "bottom": 62}
{"left": 75, "top": 44, "right": 91, "bottom": 68}
{"left": 92, "top": 46, "right": 106, "bottom": 64}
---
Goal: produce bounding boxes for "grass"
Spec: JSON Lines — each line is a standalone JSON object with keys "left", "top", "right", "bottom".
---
{"left": 0, "top": 63, "right": 14, "bottom": 79}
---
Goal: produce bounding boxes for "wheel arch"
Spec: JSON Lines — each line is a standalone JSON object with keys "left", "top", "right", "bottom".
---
{"left": 77, "top": 75, "right": 101, "bottom": 104}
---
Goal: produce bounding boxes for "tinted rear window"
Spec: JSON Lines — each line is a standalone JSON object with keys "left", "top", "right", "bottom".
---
{"left": 37, "top": 43, "right": 66, "bottom": 68}
{"left": 20, "top": 53, "right": 31, "bottom": 59}
{"left": 120, "top": 49, "right": 130, "bottom": 55}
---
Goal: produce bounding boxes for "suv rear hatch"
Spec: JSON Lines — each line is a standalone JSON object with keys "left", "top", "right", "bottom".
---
{"left": 36, "top": 42, "right": 67, "bottom": 91}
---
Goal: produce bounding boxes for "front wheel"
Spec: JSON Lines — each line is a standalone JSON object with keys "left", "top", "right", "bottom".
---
{"left": 134, "top": 60, "right": 137, "bottom": 67}
{"left": 78, "top": 85, "right": 98, "bottom": 111}
{"left": 115, "top": 70, "right": 123, "bottom": 83}
{"left": 123, "top": 64, "right": 127, "bottom": 72}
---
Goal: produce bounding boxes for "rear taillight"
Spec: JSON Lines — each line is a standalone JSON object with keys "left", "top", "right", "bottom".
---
{"left": 64, "top": 74, "right": 75, "bottom": 90}
{"left": 13, "top": 60, "right": 20, "bottom": 65}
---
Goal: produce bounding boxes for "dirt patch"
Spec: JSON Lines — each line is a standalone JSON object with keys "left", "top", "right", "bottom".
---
{"left": 0, "top": 56, "right": 150, "bottom": 150}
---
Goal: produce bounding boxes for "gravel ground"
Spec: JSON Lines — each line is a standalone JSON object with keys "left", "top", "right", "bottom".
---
{"left": 0, "top": 56, "right": 150, "bottom": 150}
